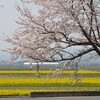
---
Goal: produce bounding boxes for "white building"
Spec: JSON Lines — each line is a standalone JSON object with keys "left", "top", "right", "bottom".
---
{"left": 24, "top": 62, "right": 59, "bottom": 65}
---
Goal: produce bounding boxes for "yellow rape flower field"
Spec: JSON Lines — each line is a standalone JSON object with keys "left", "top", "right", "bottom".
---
{"left": 0, "top": 78, "right": 100, "bottom": 84}
{"left": 0, "top": 70, "right": 100, "bottom": 96}
{"left": 0, "top": 70, "right": 100, "bottom": 74}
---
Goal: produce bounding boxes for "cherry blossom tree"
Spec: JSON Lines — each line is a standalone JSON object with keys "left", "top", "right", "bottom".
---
{"left": 5, "top": 0, "right": 100, "bottom": 65}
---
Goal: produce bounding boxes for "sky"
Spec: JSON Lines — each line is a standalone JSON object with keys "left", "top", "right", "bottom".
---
{"left": 0, "top": 0, "right": 37, "bottom": 61}
{"left": 0, "top": 0, "right": 100, "bottom": 63}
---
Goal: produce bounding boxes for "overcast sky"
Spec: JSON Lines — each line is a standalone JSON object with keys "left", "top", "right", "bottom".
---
{"left": 0, "top": 0, "right": 99, "bottom": 63}
{"left": 0, "top": 0, "right": 37, "bottom": 61}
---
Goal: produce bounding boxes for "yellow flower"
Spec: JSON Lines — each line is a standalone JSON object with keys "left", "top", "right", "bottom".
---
{"left": 0, "top": 70, "right": 99, "bottom": 74}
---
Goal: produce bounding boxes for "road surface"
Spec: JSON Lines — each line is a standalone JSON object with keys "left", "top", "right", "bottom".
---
{"left": 0, "top": 96, "right": 100, "bottom": 100}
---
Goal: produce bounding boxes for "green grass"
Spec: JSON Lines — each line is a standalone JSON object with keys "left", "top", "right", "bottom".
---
{"left": 0, "top": 73, "right": 100, "bottom": 78}
{"left": 0, "top": 87, "right": 100, "bottom": 91}
{"left": 0, "top": 83, "right": 100, "bottom": 87}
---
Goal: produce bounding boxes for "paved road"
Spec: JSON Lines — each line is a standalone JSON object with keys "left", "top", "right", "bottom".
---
{"left": 0, "top": 96, "right": 100, "bottom": 100}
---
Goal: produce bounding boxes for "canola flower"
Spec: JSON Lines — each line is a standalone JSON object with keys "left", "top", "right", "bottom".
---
{"left": 0, "top": 78, "right": 99, "bottom": 85}
{"left": 0, "top": 70, "right": 100, "bottom": 74}
{"left": 0, "top": 89, "right": 31, "bottom": 96}
{"left": 0, "top": 70, "right": 99, "bottom": 96}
